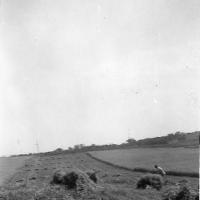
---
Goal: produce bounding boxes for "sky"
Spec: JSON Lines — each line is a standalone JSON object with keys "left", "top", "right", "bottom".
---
{"left": 0, "top": 0, "right": 199, "bottom": 156}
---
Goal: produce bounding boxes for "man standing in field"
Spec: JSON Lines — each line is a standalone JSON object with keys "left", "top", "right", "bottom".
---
{"left": 154, "top": 165, "right": 166, "bottom": 177}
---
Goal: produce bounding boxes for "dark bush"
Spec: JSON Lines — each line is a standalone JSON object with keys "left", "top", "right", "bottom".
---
{"left": 137, "top": 174, "right": 163, "bottom": 190}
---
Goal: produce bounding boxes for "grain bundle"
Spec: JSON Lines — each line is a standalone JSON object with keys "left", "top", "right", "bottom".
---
{"left": 86, "top": 170, "right": 98, "bottom": 183}
{"left": 136, "top": 174, "right": 163, "bottom": 190}
{"left": 162, "top": 181, "right": 199, "bottom": 200}
{"left": 51, "top": 169, "right": 98, "bottom": 195}
{"left": 51, "top": 170, "right": 66, "bottom": 184}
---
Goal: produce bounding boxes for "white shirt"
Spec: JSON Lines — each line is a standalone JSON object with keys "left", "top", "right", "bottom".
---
{"left": 157, "top": 166, "right": 166, "bottom": 176}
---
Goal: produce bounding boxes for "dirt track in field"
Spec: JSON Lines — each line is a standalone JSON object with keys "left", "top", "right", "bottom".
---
{"left": 0, "top": 157, "right": 29, "bottom": 186}
{"left": 0, "top": 153, "right": 199, "bottom": 200}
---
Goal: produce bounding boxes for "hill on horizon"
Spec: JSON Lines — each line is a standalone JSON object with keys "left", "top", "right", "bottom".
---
{"left": 131, "top": 131, "right": 199, "bottom": 147}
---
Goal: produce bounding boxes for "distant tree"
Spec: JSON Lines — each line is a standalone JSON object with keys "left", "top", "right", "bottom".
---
{"left": 54, "top": 148, "right": 63, "bottom": 152}
{"left": 73, "top": 145, "right": 80, "bottom": 150}
{"left": 175, "top": 131, "right": 181, "bottom": 135}
{"left": 79, "top": 144, "right": 85, "bottom": 149}
{"left": 126, "top": 138, "right": 137, "bottom": 144}
{"left": 73, "top": 144, "right": 85, "bottom": 150}
{"left": 167, "top": 133, "right": 174, "bottom": 140}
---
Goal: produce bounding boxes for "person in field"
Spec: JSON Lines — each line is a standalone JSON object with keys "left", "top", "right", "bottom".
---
{"left": 154, "top": 165, "right": 166, "bottom": 177}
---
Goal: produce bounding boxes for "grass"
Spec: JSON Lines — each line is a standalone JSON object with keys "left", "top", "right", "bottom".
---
{"left": 90, "top": 147, "right": 199, "bottom": 174}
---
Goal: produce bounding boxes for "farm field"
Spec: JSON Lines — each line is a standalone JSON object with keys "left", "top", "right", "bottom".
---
{"left": 90, "top": 147, "right": 199, "bottom": 173}
{"left": 0, "top": 152, "right": 199, "bottom": 200}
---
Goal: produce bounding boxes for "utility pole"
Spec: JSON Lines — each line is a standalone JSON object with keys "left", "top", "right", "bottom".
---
{"left": 17, "top": 139, "right": 22, "bottom": 154}
{"left": 35, "top": 140, "right": 40, "bottom": 153}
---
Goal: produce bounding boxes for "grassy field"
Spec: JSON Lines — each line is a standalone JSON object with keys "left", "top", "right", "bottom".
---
{"left": 90, "top": 147, "right": 199, "bottom": 173}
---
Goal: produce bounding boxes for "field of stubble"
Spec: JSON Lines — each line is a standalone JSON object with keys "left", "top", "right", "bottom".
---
{"left": 0, "top": 152, "right": 199, "bottom": 200}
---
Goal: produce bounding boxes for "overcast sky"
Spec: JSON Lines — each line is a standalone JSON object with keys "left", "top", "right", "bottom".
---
{"left": 0, "top": 0, "right": 199, "bottom": 155}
